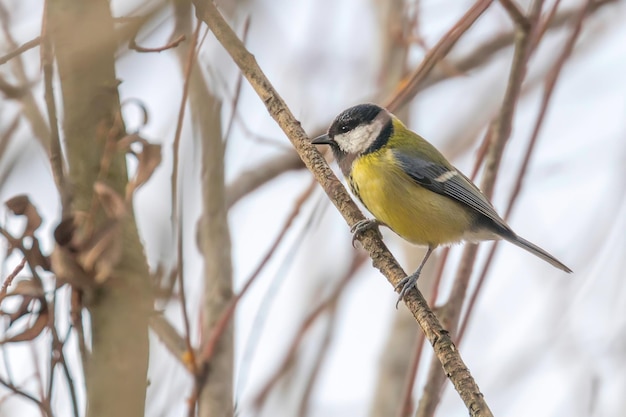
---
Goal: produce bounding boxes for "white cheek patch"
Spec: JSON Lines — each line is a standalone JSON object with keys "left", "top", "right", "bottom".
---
{"left": 335, "top": 115, "right": 386, "bottom": 154}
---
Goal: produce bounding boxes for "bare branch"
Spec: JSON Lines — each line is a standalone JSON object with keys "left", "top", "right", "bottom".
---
{"left": 192, "top": 1, "right": 494, "bottom": 415}
{"left": 0, "top": 377, "right": 51, "bottom": 416}
{"left": 459, "top": 0, "right": 592, "bottom": 343}
{"left": 40, "top": 22, "right": 68, "bottom": 214}
{"left": 254, "top": 251, "right": 367, "bottom": 409}
{"left": 0, "top": 257, "right": 26, "bottom": 298}
{"left": 0, "top": 36, "right": 41, "bottom": 65}
{"left": 129, "top": 34, "right": 186, "bottom": 53}
{"left": 149, "top": 314, "right": 191, "bottom": 369}
{"left": 226, "top": 152, "right": 304, "bottom": 208}
{"left": 498, "top": 0, "right": 531, "bottom": 29}
{"left": 384, "top": 0, "right": 494, "bottom": 112}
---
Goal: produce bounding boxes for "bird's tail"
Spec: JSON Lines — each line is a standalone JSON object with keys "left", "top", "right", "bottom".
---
{"left": 502, "top": 233, "right": 572, "bottom": 273}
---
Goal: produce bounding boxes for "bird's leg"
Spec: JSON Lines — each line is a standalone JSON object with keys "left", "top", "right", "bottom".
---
{"left": 394, "top": 246, "right": 435, "bottom": 308}
{"left": 350, "top": 219, "right": 383, "bottom": 248}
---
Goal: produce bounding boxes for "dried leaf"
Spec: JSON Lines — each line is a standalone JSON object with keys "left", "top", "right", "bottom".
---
{"left": 5, "top": 195, "right": 42, "bottom": 237}
{"left": 116, "top": 133, "right": 141, "bottom": 151}
{"left": 130, "top": 143, "right": 161, "bottom": 193}
{"left": 120, "top": 136, "right": 162, "bottom": 199}
{"left": 94, "top": 182, "right": 126, "bottom": 219}
{"left": 0, "top": 308, "right": 48, "bottom": 344}
{"left": 0, "top": 279, "right": 45, "bottom": 302}
{"left": 50, "top": 246, "right": 92, "bottom": 289}
{"left": 79, "top": 222, "right": 123, "bottom": 284}
{"left": 0, "top": 278, "right": 47, "bottom": 339}
{"left": 54, "top": 216, "right": 76, "bottom": 247}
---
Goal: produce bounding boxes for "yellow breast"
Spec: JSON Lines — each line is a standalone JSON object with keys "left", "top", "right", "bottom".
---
{"left": 349, "top": 150, "right": 473, "bottom": 247}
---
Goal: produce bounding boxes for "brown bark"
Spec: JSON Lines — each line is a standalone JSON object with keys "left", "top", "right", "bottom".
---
{"left": 47, "top": 1, "right": 151, "bottom": 416}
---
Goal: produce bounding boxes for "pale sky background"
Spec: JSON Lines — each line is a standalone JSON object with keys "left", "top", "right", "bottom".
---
{"left": 1, "top": 0, "right": 625, "bottom": 416}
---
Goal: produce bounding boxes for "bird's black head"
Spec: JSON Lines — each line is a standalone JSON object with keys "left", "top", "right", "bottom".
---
{"left": 327, "top": 103, "right": 384, "bottom": 141}
{"left": 311, "top": 104, "right": 392, "bottom": 175}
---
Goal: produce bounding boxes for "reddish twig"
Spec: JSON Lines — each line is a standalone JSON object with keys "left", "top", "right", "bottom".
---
{"left": 384, "top": 0, "right": 494, "bottom": 112}
{"left": 395, "top": 247, "right": 450, "bottom": 417}
{"left": 254, "top": 251, "right": 367, "bottom": 409}
{"left": 297, "top": 302, "right": 339, "bottom": 417}
{"left": 498, "top": 0, "right": 531, "bottom": 29}
{"left": 0, "top": 257, "right": 26, "bottom": 298}
{"left": 458, "top": 0, "right": 591, "bottom": 343}
{"left": 177, "top": 212, "right": 197, "bottom": 376}
{"left": 0, "top": 377, "right": 51, "bottom": 416}
{"left": 129, "top": 34, "right": 186, "bottom": 53}
{"left": 396, "top": 332, "right": 425, "bottom": 417}
{"left": 70, "top": 289, "right": 88, "bottom": 368}
{"left": 415, "top": 2, "right": 544, "bottom": 416}
{"left": 171, "top": 23, "right": 200, "bottom": 223}
{"left": 198, "top": 179, "right": 318, "bottom": 366}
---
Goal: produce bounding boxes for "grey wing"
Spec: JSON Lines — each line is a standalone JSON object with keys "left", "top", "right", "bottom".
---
{"left": 393, "top": 150, "right": 507, "bottom": 227}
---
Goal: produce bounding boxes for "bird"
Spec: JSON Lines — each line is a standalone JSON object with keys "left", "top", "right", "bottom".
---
{"left": 311, "top": 103, "right": 572, "bottom": 305}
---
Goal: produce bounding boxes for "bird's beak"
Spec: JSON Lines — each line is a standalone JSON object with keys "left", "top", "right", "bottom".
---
{"left": 311, "top": 134, "right": 333, "bottom": 145}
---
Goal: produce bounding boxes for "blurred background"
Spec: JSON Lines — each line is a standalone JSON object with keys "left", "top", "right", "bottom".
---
{"left": 0, "top": 0, "right": 625, "bottom": 416}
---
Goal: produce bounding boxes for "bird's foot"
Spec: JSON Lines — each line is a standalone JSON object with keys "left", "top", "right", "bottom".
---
{"left": 394, "top": 271, "right": 421, "bottom": 309}
{"left": 350, "top": 219, "right": 382, "bottom": 248}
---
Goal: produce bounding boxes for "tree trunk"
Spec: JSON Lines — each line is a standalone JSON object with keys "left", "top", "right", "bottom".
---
{"left": 47, "top": 1, "right": 151, "bottom": 416}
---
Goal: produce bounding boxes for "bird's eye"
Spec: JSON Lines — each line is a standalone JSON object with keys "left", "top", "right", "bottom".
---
{"left": 339, "top": 124, "right": 349, "bottom": 133}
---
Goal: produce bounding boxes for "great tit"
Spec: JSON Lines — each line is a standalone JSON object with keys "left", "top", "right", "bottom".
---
{"left": 312, "top": 103, "right": 572, "bottom": 304}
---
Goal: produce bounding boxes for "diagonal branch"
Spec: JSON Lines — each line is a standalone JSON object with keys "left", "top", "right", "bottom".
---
{"left": 192, "top": 2, "right": 493, "bottom": 416}
{"left": 0, "top": 36, "right": 41, "bottom": 65}
{"left": 384, "top": 0, "right": 494, "bottom": 112}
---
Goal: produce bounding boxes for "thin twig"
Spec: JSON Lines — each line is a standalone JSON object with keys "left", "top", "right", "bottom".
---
{"left": 0, "top": 257, "right": 26, "bottom": 298}
{"left": 0, "top": 36, "right": 41, "bottom": 65}
{"left": 57, "top": 345, "right": 80, "bottom": 417}
{"left": 171, "top": 23, "right": 200, "bottom": 224}
{"left": 223, "top": 16, "right": 251, "bottom": 147}
{"left": 394, "top": 248, "right": 450, "bottom": 417}
{"left": 395, "top": 333, "right": 425, "bottom": 417}
{"left": 0, "top": 4, "right": 50, "bottom": 149}
{"left": 40, "top": 9, "right": 68, "bottom": 213}
{"left": 129, "top": 34, "right": 186, "bottom": 53}
{"left": 416, "top": 2, "right": 543, "bottom": 416}
{"left": 297, "top": 302, "right": 339, "bottom": 417}
{"left": 70, "top": 289, "right": 88, "bottom": 367}
{"left": 482, "top": 0, "right": 543, "bottom": 198}
{"left": 177, "top": 211, "right": 197, "bottom": 375}
{"left": 198, "top": 179, "right": 317, "bottom": 366}
{"left": 534, "top": 0, "right": 563, "bottom": 44}
{"left": 385, "top": 0, "right": 494, "bottom": 112}
{"left": 222, "top": 1, "right": 613, "bottom": 212}
{"left": 226, "top": 152, "right": 304, "bottom": 208}
{"left": 458, "top": 0, "right": 592, "bottom": 343}
{"left": 149, "top": 314, "right": 189, "bottom": 367}
{"left": 254, "top": 252, "right": 367, "bottom": 408}
{"left": 0, "top": 378, "right": 50, "bottom": 416}
{"left": 498, "top": 0, "right": 531, "bottom": 29}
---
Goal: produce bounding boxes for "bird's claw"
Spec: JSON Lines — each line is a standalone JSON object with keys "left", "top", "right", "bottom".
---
{"left": 394, "top": 272, "right": 420, "bottom": 309}
{"left": 350, "top": 219, "right": 382, "bottom": 248}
